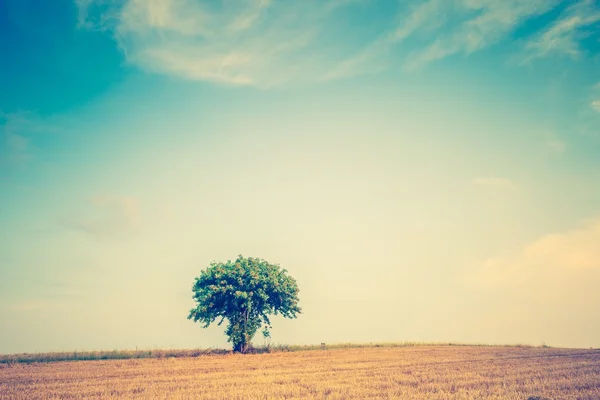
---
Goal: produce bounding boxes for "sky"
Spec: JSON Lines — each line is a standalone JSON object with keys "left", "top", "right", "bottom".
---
{"left": 1, "top": 0, "right": 600, "bottom": 354}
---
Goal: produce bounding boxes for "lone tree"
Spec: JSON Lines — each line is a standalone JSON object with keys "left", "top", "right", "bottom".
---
{"left": 188, "top": 255, "right": 301, "bottom": 353}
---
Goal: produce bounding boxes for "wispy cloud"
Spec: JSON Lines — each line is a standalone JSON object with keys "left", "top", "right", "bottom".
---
{"left": 77, "top": 0, "right": 597, "bottom": 83}
{"left": 323, "top": 0, "right": 449, "bottom": 80}
{"left": 75, "top": 0, "right": 94, "bottom": 27}
{"left": 74, "top": 0, "right": 119, "bottom": 30}
{"left": 404, "top": 0, "right": 561, "bottom": 70}
{"left": 229, "top": 0, "right": 272, "bottom": 32}
{"left": 61, "top": 195, "right": 142, "bottom": 239}
{"left": 465, "top": 219, "right": 600, "bottom": 286}
{"left": 520, "top": 0, "right": 600, "bottom": 63}
{"left": 79, "top": 0, "right": 366, "bottom": 87}
{"left": 326, "top": 0, "right": 563, "bottom": 76}
{"left": 393, "top": 0, "right": 447, "bottom": 42}
{"left": 473, "top": 177, "right": 517, "bottom": 191}
{"left": 591, "top": 100, "right": 600, "bottom": 112}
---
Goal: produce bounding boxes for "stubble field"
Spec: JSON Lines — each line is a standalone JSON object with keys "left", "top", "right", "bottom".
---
{"left": 1, "top": 345, "right": 599, "bottom": 399}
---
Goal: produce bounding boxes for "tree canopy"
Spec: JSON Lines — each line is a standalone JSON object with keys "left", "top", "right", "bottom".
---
{"left": 188, "top": 255, "right": 301, "bottom": 353}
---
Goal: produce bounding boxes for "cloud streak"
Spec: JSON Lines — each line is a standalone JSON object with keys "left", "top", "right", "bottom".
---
{"left": 79, "top": 0, "right": 367, "bottom": 87}
{"left": 520, "top": 0, "right": 600, "bottom": 63}
{"left": 405, "top": 0, "right": 561, "bottom": 70}
{"left": 77, "top": 0, "right": 599, "bottom": 85}
{"left": 329, "top": 0, "right": 564, "bottom": 75}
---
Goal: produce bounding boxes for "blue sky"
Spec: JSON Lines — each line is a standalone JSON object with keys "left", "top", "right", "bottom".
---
{"left": 1, "top": 0, "right": 600, "bottom": 353}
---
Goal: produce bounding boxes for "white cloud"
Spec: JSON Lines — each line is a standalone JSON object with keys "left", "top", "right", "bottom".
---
{"left": 75, "top": 0, "right": 93, "bottom": 27}
{"left": 324, "top": 0, "right": 453, "bottom": 78}
{"left": 520, "top": 0, "right": 600, "bottom": 63}
{"left": 79, "top": 0, "right": 366, "bottom": 87}
{"left": 466, "top": 219, "right": 600, "bottom": 286}
{"left": 229, "top": 0, "right": 272, "bottom": 32}
{"left": 326, "top": 0, "right": 563, "bottom": 75}
{"left": 75, "top": 0, "right": 119, "bottom": 30}
{"left": 591, "top": 100, "right": 600, "bottom": 112}
{"left": 405, "top": 0, "right": 561, "bottom": 70}
{"left": 76, "top": 0, "right": 597, "bottom": 82}
{"left": 117, "top": 0, "right": 213, "bottom": 36}
{"left": 473, "top": 177, "right": 517, "bottom": 191}
{"left": 393, "top": 0, "right": 448, "bottom": 42}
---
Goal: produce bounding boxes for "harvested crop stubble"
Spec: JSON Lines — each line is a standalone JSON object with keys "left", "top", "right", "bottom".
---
{"left": 1, "top": 346, "right": 599, "bottom": 399}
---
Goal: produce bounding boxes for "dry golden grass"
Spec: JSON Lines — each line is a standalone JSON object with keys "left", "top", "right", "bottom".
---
{"left": 1, "top": 346, "right": 599, "bottom": 399}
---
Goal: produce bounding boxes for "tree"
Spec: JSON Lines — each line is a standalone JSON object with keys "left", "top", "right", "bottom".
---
{"left": 188, "top": 255, "right": 301, "bottom": 353}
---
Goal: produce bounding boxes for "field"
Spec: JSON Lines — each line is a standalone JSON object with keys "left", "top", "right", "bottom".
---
{"left": 1, "top": 345, "right": 599, "bottom": 399}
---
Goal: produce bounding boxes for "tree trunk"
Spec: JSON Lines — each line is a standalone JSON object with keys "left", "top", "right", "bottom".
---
{"left": 241, "top": 307, "right": 249, "bottom": 353}
{"left": 231, "top": 309, "right": 250, "bottom": 353}
{"left": 233, "top": 341, "right": 243, "bottom": 353}
{"left": 233, "top": 336, "right": 249, "bottom": 353}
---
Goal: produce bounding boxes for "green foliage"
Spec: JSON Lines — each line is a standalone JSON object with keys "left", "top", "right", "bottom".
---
{"left": 262, "top": 326, "right": 271, "bottom": 339}
{"left": 188, "top": 255, "right": 301, "bottom": 353}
